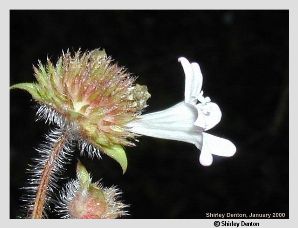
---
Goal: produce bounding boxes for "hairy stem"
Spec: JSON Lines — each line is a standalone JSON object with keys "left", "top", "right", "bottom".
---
{"left": 31, "top": 130, "right": 68, "bottom": 219}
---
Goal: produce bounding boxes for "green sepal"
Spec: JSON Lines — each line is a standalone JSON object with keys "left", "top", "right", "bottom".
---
{"left": 10, "top": 83, "right": 42, "bottom": 101}
{"left": 103, "top": 144, "right": 128, "bottom": 174}
{"left": 92, "top": 49, "right": 106, "bottom": 59}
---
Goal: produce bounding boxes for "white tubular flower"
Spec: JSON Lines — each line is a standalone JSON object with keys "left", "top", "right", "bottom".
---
{"left": 126, "top": 57, "right": 236, "bottom": 166}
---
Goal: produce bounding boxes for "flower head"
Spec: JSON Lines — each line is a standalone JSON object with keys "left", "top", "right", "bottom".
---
{"left": 56, "top": 161, "right": 128, "bottom": 219}
{"left": 11, "top": 49, "right": 151, "bottom": 172}
{"left": 126, "top": 57, "right": 236, "bottom": 166}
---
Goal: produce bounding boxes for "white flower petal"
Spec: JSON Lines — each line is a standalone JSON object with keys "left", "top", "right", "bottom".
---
{"left": 194, "top": 102, "right": 222, "bottom": 130}
{"left": 178, "top": 57, "right": 204, "bottom": 105}
{"left": 126, "top": 56, "right": 236, "bottom": 167}
{"left": 199, "top": 147, "right": 213, "bottom": 166}
{"left": 202, "top": 132, "right": 236, "bottom": 158}
{"left": 178, "top": 57, "right": 195, "bottom": 104}
{"left": 131, "top": 102, "right": 196, "bottom": 129}
{"left": 126, "top": 102, "right": 203, "bottom": 146}
{"left": 190, "top": 62, "right": 203, "bottom": 100}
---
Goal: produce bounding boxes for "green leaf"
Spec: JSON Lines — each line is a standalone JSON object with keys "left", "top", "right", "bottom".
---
{"left": 103, "top": 144, "right": 128, "bottom": 174}
{"left": 89, "top": 183, "right": 105, "bottom": 201}
{"left": 10, "top": 83, "right": 42, "bottom": 101}
{"left": 76, "top": 160, "right": 91, "bottom": 188}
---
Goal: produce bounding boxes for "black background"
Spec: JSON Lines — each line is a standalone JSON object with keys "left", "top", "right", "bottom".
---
{"left": 10, "top": 10, "right": 289, "bottom": 219}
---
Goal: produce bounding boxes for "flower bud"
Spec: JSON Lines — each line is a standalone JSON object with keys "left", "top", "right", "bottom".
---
{"left": 57, "top": 161, "right": 128, "bottom": 219}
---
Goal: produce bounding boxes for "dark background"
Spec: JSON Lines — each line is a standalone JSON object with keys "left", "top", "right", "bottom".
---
{"left": 10, "top": 10, "right": 289, "bottom": 219}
